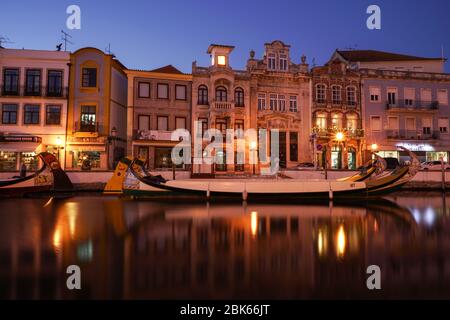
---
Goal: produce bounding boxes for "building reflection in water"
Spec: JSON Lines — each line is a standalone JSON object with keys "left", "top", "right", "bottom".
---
{"left": 1, "top": 193, "right": 450, "bottom": 299}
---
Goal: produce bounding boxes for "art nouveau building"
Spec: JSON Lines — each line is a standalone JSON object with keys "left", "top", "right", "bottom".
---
{"left": 0, "top": 48, "right": 70, "bottom": 172}
{"left": 65, "top": 48, "right": 128, "bottom": 170}
{"left": 126, "top": 65, "right": 192, "bottom": 170}
{"left": 191, "top": 44, "right": 251, "bottom": 175}
{"left": 247, "top": 41, "right": 311, "bottom": 169}
{"left": 311, "top": 60, "right": 363, "bottom": 169}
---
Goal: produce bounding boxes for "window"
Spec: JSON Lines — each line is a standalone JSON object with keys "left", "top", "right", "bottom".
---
{"left": 316, "top": 84, "right": 326, "bottom": 103}
{"left": 138, "top": 115, "right": 150, "bottom": 131}
{"left": 268, "top": 53, "right": 276, "bottom": 70}
{"left": 157, "top": 116, "right": 168, "bottom": 131}
{"left": 439, "top": 118, "right": 448, "bottom": 134}
{"left": 175, "top": 85, "right": 187, "bottom": 100}
{"left": 175, "top": 117, "right": 186, "bottom": 129}
{"left": 3, "top": 68, "right": 19, "bottom": 95}
{"left": 47, "top": 70, "right": 63, "bottom": 97}
{"left": 82, "top": 68, "right": 97, "bottom": 87}
{"left": 0, "top": 152, "right": 18, "bottom": 172}
{"left": 370, "top": 116, "right": 381, "bottom": 132}
{"left": 421, "top": 88, "right": 432, "bottom": 102}
{"left": 289, "top": 132, "right": 298, "bottom": 162}
{"left": 331, "top": 86, "right": 342, "bottom": 104}
{"left": 46, "top": 105, "right": 61, "bottom": 125}
{"left": 387, "top": 116, "right": 399, "bottom": 130}
{"left": 387, "top": 88, "right": 397, "bottom": 105}
{"left": 198, "top": 85, "right": 208, "bottom": 105}
{"left": 198, "top": 118, "right": 208, "bottom": 137}
{"left": 279, "top": 54, "right": 288, "bottom": 71}
{"left": 155, "top": 147, "right": 181, "bottom": 169}
{"left": 369, "top": 87, "right": 380, "bottom": 102}
{"left": 80, "top": 106, "right": 96, "bottom": 131}
{"left": 289, "top": 96, "right": 298, "bottom": 112}
{"left": 406, "top": 118, "right": 416, "bottom": 132}
{"left": 438, "top": 89, "right": 448, "bottom": 106}
{"left": 24, "top": 105, "right": 40, "bottom": 124}
{"left": 235, "top": 119, "right": 244, "bottom": 131}
{"left": 215, "top": 86, "right": 227, "bottom": 102}
{"left": 2, "top": 104, "right": 17, "bottom": 124}
{"left": 138, "top": 82, "right": 150, "bottom": 98}
{"left": 331, "top": 113, "right": 343, "bottom": 129}
{"left": 234, "top": 88, "right": 244, "bottom": 107}
{"left": 157, "top": 83, "right": 169, "bottom": 99}
{"left": 269, "top": 94, "right": 277, "bottom": 111}
{"left": 422, "top": 118, "right": 432, "bottom": 135}
{"left": 346, "top": 87, "right": 356, "bottom": 106}
{"left": 278, "top": 95, "right": 286, "bottom": 112}
{"left": 217, "top": 56, "right": 226, "bottom": 66}
{"left": 315, "top": 113, "right": 327, "bottom": 130}
{"left": 25, "top": 69, "right": 41, "bottom": 95}
{"left": 346, "top": 114, "right": 358, "bottom": 131}
{"left": 258, "top": 93, "right": 266, "bottom": 110}
{"left": 404, "top": 88, "right": 415, "bottom": 106}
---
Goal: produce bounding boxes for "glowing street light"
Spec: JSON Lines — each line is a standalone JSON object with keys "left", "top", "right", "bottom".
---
{"left": 371, "top": 143, "right": 379, "bottom": 152}
{"left": 335, "top": 131, "right": 345, "bottom": 142}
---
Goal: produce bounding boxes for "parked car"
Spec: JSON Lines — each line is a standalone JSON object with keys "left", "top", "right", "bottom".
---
{"left": 421, "top": 161, "right": 450, "bottom": 170}
{"left": 289, "top": 162, "right": 315, "bottom": 170}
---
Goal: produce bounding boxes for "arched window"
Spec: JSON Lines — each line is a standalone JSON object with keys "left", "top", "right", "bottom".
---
{"left": 215, "top": 86, "right": 227, "bottom": 102}
{"left": 316, "top": 84, "right": 326, "bottom": 104}
{"left": 346, "top": 86, "right": 357, "bottom": 106}
{"left": 346, "top": 113, "right": 358, "bottom": 132}
{"left": 331, "top": 112, "right": 343, "bottom": 129}
{"left": 198, "top": 85, "right": 208, "bottom": 105}
{"left": 315, "top": 112, "right": 328, "bottom": 131}
{"left": 331, "top": 85, "right": 342, "bottom": 104}
{"left": 234, "top": 87, "right": 244, "bottom": 107}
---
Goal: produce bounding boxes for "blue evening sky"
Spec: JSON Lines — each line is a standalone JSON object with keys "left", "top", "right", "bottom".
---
{"left": 1, "top": 0, "right": 449, "bottom": 72}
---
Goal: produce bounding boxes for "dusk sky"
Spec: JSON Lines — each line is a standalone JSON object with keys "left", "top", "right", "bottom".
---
{"left": 1, "top": 0, "right": 450, "bottom": 72}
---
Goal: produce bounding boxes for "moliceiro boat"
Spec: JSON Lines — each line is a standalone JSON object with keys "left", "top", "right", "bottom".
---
{"left": 108, "top": 147, "right": 419, "bottom": 200}
{"left": 0, "top": 152, "right": 73, "bottom": 196}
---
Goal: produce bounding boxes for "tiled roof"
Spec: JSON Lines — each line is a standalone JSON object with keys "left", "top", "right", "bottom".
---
{"left": 149, "top": 64, "right": 184, "bottom": 74}
{"left": 337, "top": 50, "right": 442, "bottom": 62}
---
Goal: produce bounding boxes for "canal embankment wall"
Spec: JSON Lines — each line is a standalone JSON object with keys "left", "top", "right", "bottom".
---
{"left": 1, "top": 170, "right": 450, "bottom": 191}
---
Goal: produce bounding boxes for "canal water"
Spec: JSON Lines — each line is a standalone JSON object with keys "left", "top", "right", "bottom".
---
{"left": 0, "top": 192, "right": 450, "bottom": 300}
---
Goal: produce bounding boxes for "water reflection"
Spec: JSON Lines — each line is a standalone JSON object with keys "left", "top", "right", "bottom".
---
{"left": 1, "top": 193, "right": 450, "bottom": 299}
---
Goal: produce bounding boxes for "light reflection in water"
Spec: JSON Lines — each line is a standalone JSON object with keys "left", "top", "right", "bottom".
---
{"left": 1, "top": 193, "right": 450, "bottom": 299}
{"left": 336, "top": 225, "right": 346, "bottom": 258}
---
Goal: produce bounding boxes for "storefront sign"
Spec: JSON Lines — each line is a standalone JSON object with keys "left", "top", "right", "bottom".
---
{"left": 395, "top": 143, "right": 435, "bottom": 152}
{"left": 138, "top": 130, "right": 173, "bottom": 141}
{"left": 0, "top": 135, "right": 42, "bottom": 143}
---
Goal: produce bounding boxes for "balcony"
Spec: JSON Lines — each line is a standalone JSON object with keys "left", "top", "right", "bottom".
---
{"left": 386, "top": 100, "right": 439, "bottom": 111}
{"left": 312, "top": 127, "right": 364, "bottom": 139}
{"left": 74, "top": 121, "right": 100, "bottom": 133}
{"left": 0, "top": 85, "right": 68, "bottom": 98}
{"left": 212, "top": 100, "right": 234, "bottom": 110}
{"left": 313, "top": 99, "right": 358, "bottom": 109}
{"left": 386, "top": 129, "right": 442, "bottom": 140}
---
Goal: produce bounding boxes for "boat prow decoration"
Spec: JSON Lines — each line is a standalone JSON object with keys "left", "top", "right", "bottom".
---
{"left": 104, "top": 157, "right": 133, "bottom": 195}
{"left": 0, "top": 152, "right": 73, "bottom": 196}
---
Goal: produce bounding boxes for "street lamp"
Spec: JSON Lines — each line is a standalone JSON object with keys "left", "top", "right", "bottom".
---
{"left": 371, "top": 143, "right": 378, "bottom": 152}
{"left": 250, "top": 140, "right": 258, "bottom": 175}
{"left": 56, "top": 137, "right": 62, "bottom": 160}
